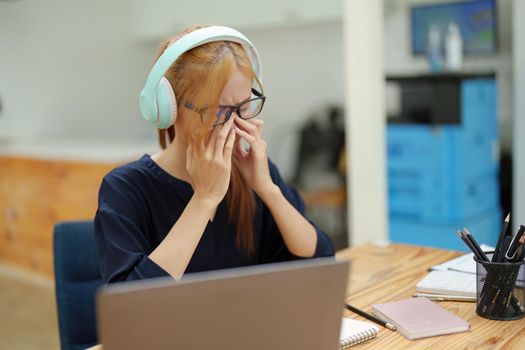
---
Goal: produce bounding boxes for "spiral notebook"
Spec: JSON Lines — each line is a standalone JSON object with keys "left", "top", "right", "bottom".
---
{"left": 339, "top": 317, "right": 379, "bottom": 349}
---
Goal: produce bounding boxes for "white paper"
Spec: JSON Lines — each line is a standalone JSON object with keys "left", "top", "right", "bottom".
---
{"left": 430, "top": 244, "right": 494, "bottom": 274}
{"left": 416, "top": 270, "right": 477, "bottom": 297}
{"left": 339, "top": 317, "right": 378, "bottom": 339}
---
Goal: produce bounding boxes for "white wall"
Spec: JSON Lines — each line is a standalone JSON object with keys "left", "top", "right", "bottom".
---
{"left": 0, "top": 0, "right": 155, "bottom": 142}
{"left": 243, "top": 23, "right": 344, "bottom": 178}
{"left": 383, "top": 0, "right": 514, "bottom": 151}
{"left": 513, "top": 0, "right": 525, "bottom": 230}
{"left": 0, "top": 0, "right": 343, "bottom": 178}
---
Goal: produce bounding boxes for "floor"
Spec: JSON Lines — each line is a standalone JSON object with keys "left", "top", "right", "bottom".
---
{"left": 0, "top": 265, "right": 59, "bottom": 350}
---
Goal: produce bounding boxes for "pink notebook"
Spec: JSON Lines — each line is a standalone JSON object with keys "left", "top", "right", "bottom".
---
{"left": 371, "top": 298, "right": 470, "bottom": 340}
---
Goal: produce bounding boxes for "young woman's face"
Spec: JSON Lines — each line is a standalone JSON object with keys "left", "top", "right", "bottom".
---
{"left": 219, "top": 68, "right": 252, "bottom": 148}
{"left": 218, "top": 67, "right": 252, "bottom": 112}
{"left": 177, "top": 68, "right": 252, "bottom": 142}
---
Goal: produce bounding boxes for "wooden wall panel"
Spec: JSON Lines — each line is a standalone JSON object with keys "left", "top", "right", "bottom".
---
{"left": 0, "top": 156, "right": 119, "bottom": 278}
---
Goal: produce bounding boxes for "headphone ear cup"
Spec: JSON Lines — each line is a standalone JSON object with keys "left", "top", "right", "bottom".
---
{"left": 156, "top": 77, "right": 178, "bottom": 129}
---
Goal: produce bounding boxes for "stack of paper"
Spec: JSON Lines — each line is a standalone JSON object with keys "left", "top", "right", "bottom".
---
{"left": 414, "top": 245, "right": 493, "bottom": 301}
{"left": 416, "top": 270, "right": 476, "bottom": 298}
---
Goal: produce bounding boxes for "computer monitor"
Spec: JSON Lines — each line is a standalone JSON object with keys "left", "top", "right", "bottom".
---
{"left": 97, "top": 258, "right": 350, "bottom": 350}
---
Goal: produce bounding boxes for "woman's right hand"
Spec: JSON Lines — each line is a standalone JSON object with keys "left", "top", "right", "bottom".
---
{"left": 186, "top": 117, "right": 236, "bottom": 207}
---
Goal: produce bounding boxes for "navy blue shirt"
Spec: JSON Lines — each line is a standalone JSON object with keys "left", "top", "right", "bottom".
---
{"left": 94, "top": 154, "right": 334, "bottom": 283}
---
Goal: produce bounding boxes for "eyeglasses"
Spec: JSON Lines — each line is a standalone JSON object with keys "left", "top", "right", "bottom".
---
{"left": 184, "top": 88, "right": 266, "bottom": 126}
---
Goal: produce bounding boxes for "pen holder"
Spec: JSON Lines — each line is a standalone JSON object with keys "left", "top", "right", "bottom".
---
{"left": 474, "top": 252, "right": 525, "bottom": 320}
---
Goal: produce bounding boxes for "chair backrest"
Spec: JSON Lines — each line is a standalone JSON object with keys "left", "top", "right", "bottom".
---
{"left": 53, "top": 221, "right": 103, "bottom": 350}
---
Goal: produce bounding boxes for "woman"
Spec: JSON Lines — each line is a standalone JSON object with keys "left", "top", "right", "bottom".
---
{"left": 94, "top": 26, "right": 334, "bottom": 283}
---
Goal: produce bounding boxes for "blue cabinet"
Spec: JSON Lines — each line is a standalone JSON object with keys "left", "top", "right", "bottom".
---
{"left": 389, "top": 207, "right": 501, "bottom": 252}
{"left": 387, "top": 77, "right": 501, "bottom": 250}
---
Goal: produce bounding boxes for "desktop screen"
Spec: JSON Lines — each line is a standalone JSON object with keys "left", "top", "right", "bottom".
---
{"left": 411, "top": 0, "right": 497, "bottom": 55}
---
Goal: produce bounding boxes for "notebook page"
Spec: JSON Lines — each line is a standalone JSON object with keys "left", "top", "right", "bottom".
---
{"left": 431, "top": 244, "right": 493, "bottom": 274}
{"left": 339, "top": 318, "right": 378, "bottom": 339}
{"left": 339, "top": 317, "right": 378, "bottom": 349}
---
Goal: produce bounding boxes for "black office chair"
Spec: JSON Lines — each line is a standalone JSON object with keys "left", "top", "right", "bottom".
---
{"left": 53, "top": 221, "right": 103, "bottom": 350}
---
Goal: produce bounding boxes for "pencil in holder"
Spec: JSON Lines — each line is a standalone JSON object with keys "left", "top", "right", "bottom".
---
{"left": 474, "top": 252, "right": 525, "bottom": 320}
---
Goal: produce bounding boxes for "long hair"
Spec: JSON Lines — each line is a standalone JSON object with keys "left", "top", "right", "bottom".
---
{"left": 154, "top": 26, "right": 260, "bottom": 255}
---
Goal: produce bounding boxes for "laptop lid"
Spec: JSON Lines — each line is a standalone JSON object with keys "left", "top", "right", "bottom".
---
{"left": 97, "top": 258, "right": 350, "bottom": 350}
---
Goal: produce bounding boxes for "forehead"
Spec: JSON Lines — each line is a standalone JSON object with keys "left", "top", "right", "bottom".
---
{"left": 219, "top": 68, "right": 252, "bottom": 104}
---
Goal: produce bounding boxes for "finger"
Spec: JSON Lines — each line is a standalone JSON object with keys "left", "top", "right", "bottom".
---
{"left": 236, "top": 128, "right": 261, "bottom": 157}
{"left": 251, "top": 119, "right": 264, "bottom": 133}
{"left": 205, "top": 128, "right": 219, "bottom": 159}
{"left": 186, "top": 143, "right": 192, "bottom": 155}
{"left": 223, "top": 127, "right": 236, "bottom": 162}
{"left": 235, "top": 139, "right": 248, "bottom": 158}
{"left": 235, "top": 116, "right": 263, "bottom": 140}
{"left": 234, "top": 116, "right": 258, "bottom": 133}
{"left": 250, "top": 119, "right": 264, "bottom": 140}
{"left": 214, "top": 117, "right": 234, "bottom": 159}
{"left": 194, "top": 134, "right": 206, "bottom": 155}
{"left": 186, "top": 144, "right": 193, "bottom": 170}
{"left": 235, "top": 128, "right": 257, "bottom": 150}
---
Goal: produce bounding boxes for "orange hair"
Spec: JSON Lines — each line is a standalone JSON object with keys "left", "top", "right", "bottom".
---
{"left": 154, "top": 26, "right": 261, "bottom": 255}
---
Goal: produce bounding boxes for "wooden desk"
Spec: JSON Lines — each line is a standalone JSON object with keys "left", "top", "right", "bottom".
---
{"left": 338, "top": 243, "right": 525, "bottom": 349}
{"left": 87, "top": 243, "right": 525, "bottom": 350}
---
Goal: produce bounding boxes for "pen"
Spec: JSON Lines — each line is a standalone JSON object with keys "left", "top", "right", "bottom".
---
{"left": 456, "top": 229, "right": 484, "bottom": 261}
{"left": 457, "top": 229, "right": 496, "bottom": 309}
{"left": 463, "top": 228, "right": 489, "bottom": 261}
{"left": 495, "top": 218, "right": 515, "bottom": 263}
{"left": 412, "top": 293, "right": 476, "bottom": 302}
{"left": 344, "top": 303, "right": 396, "bottom": 331}
{"left": 494, "top": 213, "right": 510, "bottom": 262}
{"left": 497, "top": 235, "right": 512, "bottom": 262}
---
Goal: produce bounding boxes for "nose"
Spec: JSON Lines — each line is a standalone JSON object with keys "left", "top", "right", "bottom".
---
{"left": 231, "top": 109, "right": 240, "bottom": 118}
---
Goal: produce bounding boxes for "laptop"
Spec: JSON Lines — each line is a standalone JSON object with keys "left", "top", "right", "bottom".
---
{"left": 97, "top": 258, "right": 350, "bottom": 350}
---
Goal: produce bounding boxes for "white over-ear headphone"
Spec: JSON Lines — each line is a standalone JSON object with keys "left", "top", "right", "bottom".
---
{"left": 139, "top": 26, "right": 263, "bottom": 129}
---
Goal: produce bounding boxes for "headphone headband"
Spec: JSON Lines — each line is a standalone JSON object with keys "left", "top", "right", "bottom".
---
{"left": 139, "top": 26, "right": 262, "bottom": 125}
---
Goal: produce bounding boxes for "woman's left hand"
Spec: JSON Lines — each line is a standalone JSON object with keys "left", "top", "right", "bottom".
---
{"left": 233, "top": 116, "right": 276, "bottom": 197}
